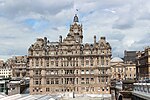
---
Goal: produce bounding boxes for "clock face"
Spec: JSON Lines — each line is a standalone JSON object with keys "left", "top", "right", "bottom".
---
{"left": 74, "top": 28, "right": 78, "bottom": 33}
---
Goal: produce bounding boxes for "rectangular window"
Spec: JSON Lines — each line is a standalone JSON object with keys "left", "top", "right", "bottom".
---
{"left": 46, "top": 79, "right": 50, "bottom": 84}
{"left": 81, "top": 70, "right": 84, "bottom": 74}
{"left": 35, "top": 80, "right": 38, "bottom": 85}
{"left": 51, "top": 61, "right": 54, "bottom": 66}
{"left": 55, "top": 78, "right": 59, "bottom": 84}
{"left": 118, "top": 68, "right": 120, "bottom": 72}
{"left": 97, "top": 57, "right": 99, "bottom": 65}
{"left": 81, "top": 78, "right": 84, "bottom": 81}
{"left": 106, "top": 87, "right": 109, "bottom": 91}
{"left": 76, "top": 78, "right": 78, "bottom": 84}
{"left": 86, "top": 60, "right": 89, "bottom": 66}
{"left": 55, "top": 61, "right": 58, "bottom": 66}
{"left": 106, "top": 60, "right": 108, "bottom": 65}
{"left": 51, "top": 70, "right": 54, "bottom": 75}
{"left": 36, "top": 58, "right": 39, "bottom": 67}
{"left": 86, "top": 70, "right": 89, "bottom": 74}
{"left": 102, "top": 77, "right": 104, "bottom": 82}
{"left": 81, "top": 58, "right": 84, "bottom": 66}
{"left": 46, "top": 59, "right": 49, "bottom": 67}
{"left": 86, "top": 78, "right": 89, "bottom": 84}
{"left": 98, "top": 77, "right": 100, "bottom": 83}
{"left": 91, "top": 78, "right": 94, "bottom": 81}
{"left": 76, "top": 61, "right": 78, "bottom": 66}
{"left": 34, "top": 70, "right": 41, "bottom": 75}
{"left": 34, "top": 78, "right": 41, "bottom": 85}
{"left": 91, "top": 70, "right": 94, "bottom": 74}
{"left": 102, "top": 88, "right": 104, "bottom": 91}
{"left": 46, "top": 88, "right": 50, "bottom": 92}
{"left": 91, "top": 87, "right": 94, "bottom": 91}
{"left": 102, "top": 69, "right": 105, "bottom": 74}
{"left": 86, "top": 87, "right": 89, "bottom": 92}
{"left": 76, "top": 70, "right": 78, "bottom": 74}
{"left": 90, "top": 58, "right": 93, "bottom": 66}
{"left": 61, "top": 61, "right": 63, "bottom": 66}
{"left": 81, "top": 87, "right": 85, "bottom": 90}
{"left": 51, "top": 78, "right": 54, "bottom": 84}
{"left": 101, "top": 57, "right": 104, "bottom": 65}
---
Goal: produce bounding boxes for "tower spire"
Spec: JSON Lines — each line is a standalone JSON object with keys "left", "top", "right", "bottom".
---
{"left": 73, "top": 14, "right": 79, "bottom": 22}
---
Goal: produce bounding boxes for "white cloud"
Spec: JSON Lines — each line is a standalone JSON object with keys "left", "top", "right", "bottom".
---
{"left": 0, "top": 0, "right": 150, "bottom": 60}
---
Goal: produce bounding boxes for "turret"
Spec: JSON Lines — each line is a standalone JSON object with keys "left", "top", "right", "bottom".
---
{"left": 59, "top": 35, "right": 62, "bottom": 43}
{"left": 44, "top": 37, "right": 47, "bottom": 47}
{"left": 94, "top": 35, "right": 96, "bottom": 44}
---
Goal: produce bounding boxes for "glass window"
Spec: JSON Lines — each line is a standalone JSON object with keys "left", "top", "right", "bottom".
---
{"left": 46, "top": 88, "right": 49, "bottom": 92}
{"left": 86, "top": 60, "right": 89, "bottom": 66}
{"left": 91, "top": 70, "right": 94, "bottom": 74}
{"left": 46, "top": 79, "right": 49, "bottom": 84}
{"left": 130, "top": 68, "right": 132, "bottom": 71}
{"left": 101, "top": 57, "right": 104, "bottom": 65}
{"left": 55, "top": 78, "right": 59, "bottom": 84}
{"left": 81, "top": 70, "right": 84, "bottom": 74}
{"left": 51, "top": 78, "right": 54, "bottom": 84}
{"left": 51, "top": 61, "right": 54, "bottom": 65}
{"left": 91, "top": 78, "right": 94, "bottom": 81}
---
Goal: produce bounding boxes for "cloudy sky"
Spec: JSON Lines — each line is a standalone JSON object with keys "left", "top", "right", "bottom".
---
{"left": 0, "top": 0, "right": 150, "bottom": 60}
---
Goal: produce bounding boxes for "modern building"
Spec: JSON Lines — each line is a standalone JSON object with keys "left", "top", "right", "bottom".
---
{"left": 0, "top": 60, "right": 11, "bottom": 78}
{"left": 136, "top": 46, "right": 150, "bottom": 79}
{"left": 10, "top": 56, "right": 29, "bottom": 79}
{"left": 28, "top": 14, "right": 112, "bottom": 94}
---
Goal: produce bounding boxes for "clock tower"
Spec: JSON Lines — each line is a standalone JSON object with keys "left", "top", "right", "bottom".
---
{"left": 69, "top": 14, "right": 83, "bottom": 43}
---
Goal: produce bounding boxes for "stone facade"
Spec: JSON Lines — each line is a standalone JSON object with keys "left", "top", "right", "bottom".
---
{"left": 10, "top": 56, "right": 29, "bottom": 79}
{"left": 110, "top": 56, "right": 136, "bottom": 81}
{"left": 28, "top": 14, "right": 112, "bottom": 95}
{"left": 124, "top": 51, "right": 136, "bottom": 80}
{"left": 111, "top": 57, "right": 125, "bottom": 80}
{"left": 0, "top": 60, "right": 11, "bottom": 78}
{"left": 136, "top": 46, "right": 150, "bottom": 79}
{"left": 124, "top": 51, "right": 136, "bottom": 63}
{"left": 125, "top": 63, "right": 136, "bottom": 79}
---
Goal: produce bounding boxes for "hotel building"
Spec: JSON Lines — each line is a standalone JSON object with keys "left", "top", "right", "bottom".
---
{"left": 28, "top": 14, "right": 112, "bottom": 94}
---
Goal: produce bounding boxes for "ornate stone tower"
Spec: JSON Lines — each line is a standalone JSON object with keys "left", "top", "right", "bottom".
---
{"left": 69, "top": 14, "right": 83, "bottom": 43}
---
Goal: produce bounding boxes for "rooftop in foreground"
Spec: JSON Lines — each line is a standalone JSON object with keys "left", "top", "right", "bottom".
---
{"left": 0, "top": 93, "right": 111, "bottom": 100}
